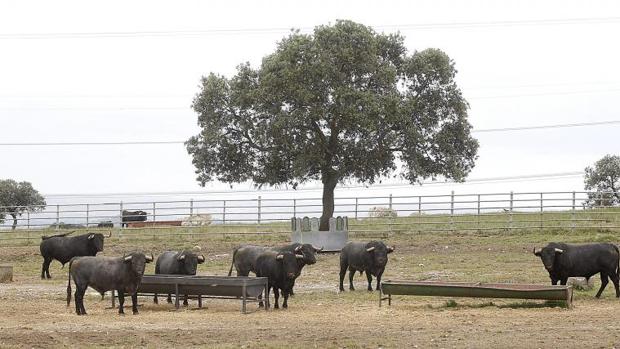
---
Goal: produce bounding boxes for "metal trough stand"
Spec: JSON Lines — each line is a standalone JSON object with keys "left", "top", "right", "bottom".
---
{"left": 380, "top": 280, "right": 573, "bottom": 308}
{"left": 111, "top": 275, "right": 269, "bottom": 314}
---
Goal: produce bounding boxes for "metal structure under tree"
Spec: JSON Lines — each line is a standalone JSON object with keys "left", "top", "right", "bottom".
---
{"left": 291, "top": 216, "right": 348, "bottom": 252}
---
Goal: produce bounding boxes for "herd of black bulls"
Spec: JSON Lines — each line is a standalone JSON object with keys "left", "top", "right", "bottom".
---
{"left": 39, "top": 231, "right": 620, "bottom": 315}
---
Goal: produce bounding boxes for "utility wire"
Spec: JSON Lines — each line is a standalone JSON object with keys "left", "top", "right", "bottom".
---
{"left": 0, "top": 120, "right": 617, "bottom": 146}
{"left": 1, "top": 17, "right": 619, "bottom": 39}
{"left": 43, "top": 171, "right": 584, "bottom": 198}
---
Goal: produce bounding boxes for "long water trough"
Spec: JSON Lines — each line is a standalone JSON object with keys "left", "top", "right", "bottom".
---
{"left": 112, "top": 275, "right": 269, "bottom": 313}
{"left": 380, "top": 280, "right": 573, "bottom": 307}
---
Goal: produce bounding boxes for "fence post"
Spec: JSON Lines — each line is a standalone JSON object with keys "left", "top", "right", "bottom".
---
{"left": 223, "top": 200, "right": 226, "bottom": 225}
{"left": 388, "top": 193, "right": 393, "bottom": 234}
{"left": 355, "top": 198, "right": 358, "bottom": 220}
{"left": 571, "top": 191, "right": 576, "bottom": 231}
{"left": 119, "top": 201, "right": 124, "bottom": 230}
{"left": 450, "top": 191, "right": 455, "bottom": 232}
{"left": 509, "top": 191, "right": 513, "bottom": 231}
{"left": 152, "top": 202, "right": 157, "bottom": 223}
{"left": 257, "top": 196, "right": 262, "bottom": 225}
{"left": 56, "top": 205, "right": 60, "bottom": 230}
{"left": 477, "top": 194, "right": 481, "bottom": 229}
{"left": 293, "top": 199, "right": 296, "bottom": 218}
{"left": 190, "top": 199, "right": 194, "bottom": 216}
{"left": 86, "top": 204, "right": 90, "bottom": 228}
{"left": 27, "top": 210, "right": 30, "bottom": 230}
{"left": 539, "top": 193, "right": 544, "bottom": 231}
{"left": 418, "top": 196, "right": 422, "bottom": 215}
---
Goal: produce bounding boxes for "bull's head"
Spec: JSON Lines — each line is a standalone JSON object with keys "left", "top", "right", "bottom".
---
{"left": 87, "top": 233, "right": 106, "bottom": 253}
{"left": 365, "top": 241, "right": 393, "bottom": 267}
{"left": 123, "top": 252, "right": 153, "bottom": 276}
{"left": 177, "top": 251, "right": 206, "bottom": 275}
{"left": 294, "top": 244, "right": 321, "bottom": 265}
{"left": 533, "top": 246, "right": 564, "bottom": 271}
{"left": 276, "top": 252, "right": 302, "bottom": 279}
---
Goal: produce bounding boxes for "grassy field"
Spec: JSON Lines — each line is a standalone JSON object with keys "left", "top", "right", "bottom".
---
{"left": 1, "top": 214, "right": 620, "bottom": 348}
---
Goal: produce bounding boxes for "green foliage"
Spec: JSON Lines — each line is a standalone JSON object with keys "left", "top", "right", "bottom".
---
{"left": 0, "top": 179, "right": 46, "bottom": 229}
{"left": 584, "top": 154, "right": 620, "bottom": 207}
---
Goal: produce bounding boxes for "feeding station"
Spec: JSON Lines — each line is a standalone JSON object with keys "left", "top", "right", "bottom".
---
{"left": 0, "top": 265, "right": 13, "bottom": 283}
{"left": 291, "top": 216, "right": 348, "bottom": 252}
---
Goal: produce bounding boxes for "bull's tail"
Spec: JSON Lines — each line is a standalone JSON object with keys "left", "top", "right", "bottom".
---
{"left": 228, "top": 247, "right": 239, "bottom": 276}
{"left": 614, "top": 244, "right": 620, "bottom": 277}
{"left": 66, "top": 258, "right": 75, "bottom": 307}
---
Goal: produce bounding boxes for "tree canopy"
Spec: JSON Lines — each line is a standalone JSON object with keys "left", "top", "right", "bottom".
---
{"left": 187, "top": 20, "right": 479, "bottom": 229}
{"left": 584, "top": 154, "right": 620, "bottom": 207}
{"left": 0, "top": 179, "right": 46, "bottom": 230}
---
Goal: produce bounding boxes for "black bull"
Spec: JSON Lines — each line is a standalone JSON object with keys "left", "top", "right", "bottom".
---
{"left": 67, "top": 252, "right": 154, "bottom": 315}
{"left": 39, "top": 231, "right": 111, "bottom": 279}
{"left": 153, "top": 250, "right": 206, "bottom": 305}
{"left": 121, "top": 210, "right": 147, "bottom": 227}
{"left": 534, "top": 242, "right": 620, "bottom": 298}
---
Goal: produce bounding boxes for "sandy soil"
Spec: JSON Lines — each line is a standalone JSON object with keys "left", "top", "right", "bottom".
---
{"left": 2, "top": 232, "right": 620, "bottom": 348}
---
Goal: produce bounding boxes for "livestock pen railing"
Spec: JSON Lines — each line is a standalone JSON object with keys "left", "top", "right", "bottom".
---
{"left": 0, "top": 191, "right": 619, "bottom": 244}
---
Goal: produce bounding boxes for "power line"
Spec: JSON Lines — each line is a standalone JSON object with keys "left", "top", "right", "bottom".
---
{"left": 43, "top": 171, "right": 584, "bottom": 198}
{"left": 1, "top": 17, "right": 619, "bottom": 40}
{"left": 0, "top": 120, "right": 617, "bottom": 146}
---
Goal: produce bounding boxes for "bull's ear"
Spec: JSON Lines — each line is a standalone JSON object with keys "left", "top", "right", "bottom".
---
{"left": 145, "top": 253, "right": 154, "bottom": 263}
{"left": 533, "top": 248, "right": 542, "bottom": 256}
{"left": 177, "top": 254, "right": 186, "bottom": 261}
{"left": 275, "top": 254, "right": 284, "bottom": 260}
{"left": 88, "top": 234, "right": 95, "bottom": 240}
{"left": 387, "top": 246, "right": 395, "bottom": 254}
{"left": 197, "top": 255, "right": 205, "bottom": 264}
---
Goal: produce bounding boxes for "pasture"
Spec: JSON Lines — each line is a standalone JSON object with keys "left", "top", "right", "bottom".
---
{"left": 2, "top": 222, "right": 620, "bottom": 348}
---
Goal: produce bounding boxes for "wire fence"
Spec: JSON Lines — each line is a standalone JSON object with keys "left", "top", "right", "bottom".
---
{"left": 0, "top": 190, "right": 618, "bottom": 242}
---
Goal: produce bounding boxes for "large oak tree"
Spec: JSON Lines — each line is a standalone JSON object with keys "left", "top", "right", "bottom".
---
{"left": 584, "top": 154, "right": 620, "bottom": 207}
{"left": 0, "top": 179, "right": 46, "bottom": 230}
{"left": 187, "top": 20, "right": 479, "bottom": 230}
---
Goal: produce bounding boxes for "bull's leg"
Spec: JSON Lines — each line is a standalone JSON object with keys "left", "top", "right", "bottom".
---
{"left": 153, "top": 293, "right": 158, "bottom": 304}
{"left": 183, "top": 294, "right": 188, "bottom": 306}
{"left": 560, "top": 278, "right": 568, "bottom": 285}
{"left": 282, "top": 290, "right": 289, "bottom": 309}
{"left": 273, "top": 288, "right": 280, "bottom": 309}
{"left": 551, "top": 278, "right": 558, "bottom": 285}
{"left": 609, "top": 272, "right": 620, "bottom": 298}
{"left": 376, "top": 270, "right": 384, "bottom": 292}
{"left": 76, "top": 283, "right": 88, "bottom": 315}
{"left": 339, "top": 263, "right": 348, "bottom": 292}
{"left": 259, "top": 285, "right": 269, "bottom": 308}
{"left": 348, "top": 268, "right": 356, "bottom": 291}
{"left": 166, "top": 293, "right": 172, "bottom": 303}
{"left": 131, "top": 292, "right": 139, "bottom": 315}
{"left": 366, "top": 270, "right": 373, "bottom": 291}
{"left": 117, "top": 290, "right": 125, "bottom": 314}
{"left": 41, "top": 258, "right": 52, "bottom": 279}
{"left": 596, "top": 273, "right": 609, "bottom": 298}
{"left": 290, "top": 280, "right": 295, "bottom": 297}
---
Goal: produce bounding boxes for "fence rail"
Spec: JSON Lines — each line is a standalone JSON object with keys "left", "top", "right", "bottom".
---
{"left": 0, "top": 191, "right": 619, "bottom": 238}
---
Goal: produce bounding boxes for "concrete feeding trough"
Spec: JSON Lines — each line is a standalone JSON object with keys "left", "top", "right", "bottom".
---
{"left": 380, "top": 280, "right": 573, "bottom": 307}
{"left": 291, "top": 216, "right": 348, "bottom": 252}
{"left": 0, "top": 265, "right": 13, "bottom": 283}
{"left": 112, "top": 275, "right": 269, "bottom": 313}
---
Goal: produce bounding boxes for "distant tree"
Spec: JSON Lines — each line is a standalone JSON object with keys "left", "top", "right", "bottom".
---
{"left": 584, "top": 154, "right": 620, "bottom": 207}
{"left": 0, "top": 179, "right": 46, "bottom": 230}
{"left": 186, "top": 20, "right": 479, "bottom": 230}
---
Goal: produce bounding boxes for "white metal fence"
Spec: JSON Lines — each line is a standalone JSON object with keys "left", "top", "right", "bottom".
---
{"left": 0, "top": 191, "right": 618, "bottom": 234}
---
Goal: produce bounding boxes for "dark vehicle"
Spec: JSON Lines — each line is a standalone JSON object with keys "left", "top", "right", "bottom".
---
{"left": 97, "top": 221, "right": 114, "bottom": 228}
{"left": 121, "top": 210, "right": 147, "bottom": 227}
{"left": 66, "top": 252, "right": 153, "bottom": 315}
{"left": 534, "top": 242, "right": 620, "bottom": 298}
{"left": 39, "top": 231, "right": 111, "bottom": 279}
{"left": 153, "top": 250, "right": 206, "bottom": 305}
{"left": 256, "top": 250, "right": 303, "bottom": 309}
{"left": 339, "top": 241, "right": 394, "bottom": 292}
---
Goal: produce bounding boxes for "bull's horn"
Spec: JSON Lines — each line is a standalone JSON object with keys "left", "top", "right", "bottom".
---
{"left": 533, "top": 248, "right": 542, "bottom": 255}
{"left": 275, "top": 254, "right": 284, "bottom": 260}
{"left": 312, "top": 245, "right": 323, "bottom": 252}
{"left": 124, "top": 255, "right": 133, "bottom": 261}
{"left": 106, "top": 231, "right": 112, "bottom": 238}
{"left": 554, "top": 248, "right": 564, "bottom": 254}
{"left": 387, "top": 246, "right": 395, "bottom": 252}
{"left": 178, "top": 254, "right": 186, "bottom": 261}
{"left": 366, "top": 246, "right": 375, "bottom": 252}
{"left": 295, "top": 245, "right": 302, "bottom": 252}
{"left": 146, "top": 253, "right": 154, "bottom": 262}
{"left": 88, "top": 233, "right": 95, "bottom": 240}
{"left": 296, "top": 254, "right": 304, "bottom": 259}
{"left": 197, "top": 255, "right": 205, "bottom": 263}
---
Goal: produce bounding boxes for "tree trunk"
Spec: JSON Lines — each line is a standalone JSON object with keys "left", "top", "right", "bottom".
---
{"left": 319, "top": 175, "right": 338, "bottom": 231}
{"left": 10, "top": 213, "right": 17, "bottom": 230}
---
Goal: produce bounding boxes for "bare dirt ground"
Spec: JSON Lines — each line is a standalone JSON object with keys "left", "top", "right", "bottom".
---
{"left": 2, "top": 230, "right": 620, "bottom": 348}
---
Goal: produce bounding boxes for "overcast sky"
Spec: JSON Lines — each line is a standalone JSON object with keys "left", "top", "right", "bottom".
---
{"left": 1, "top": 0, "right": 619, "bottom": 203}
